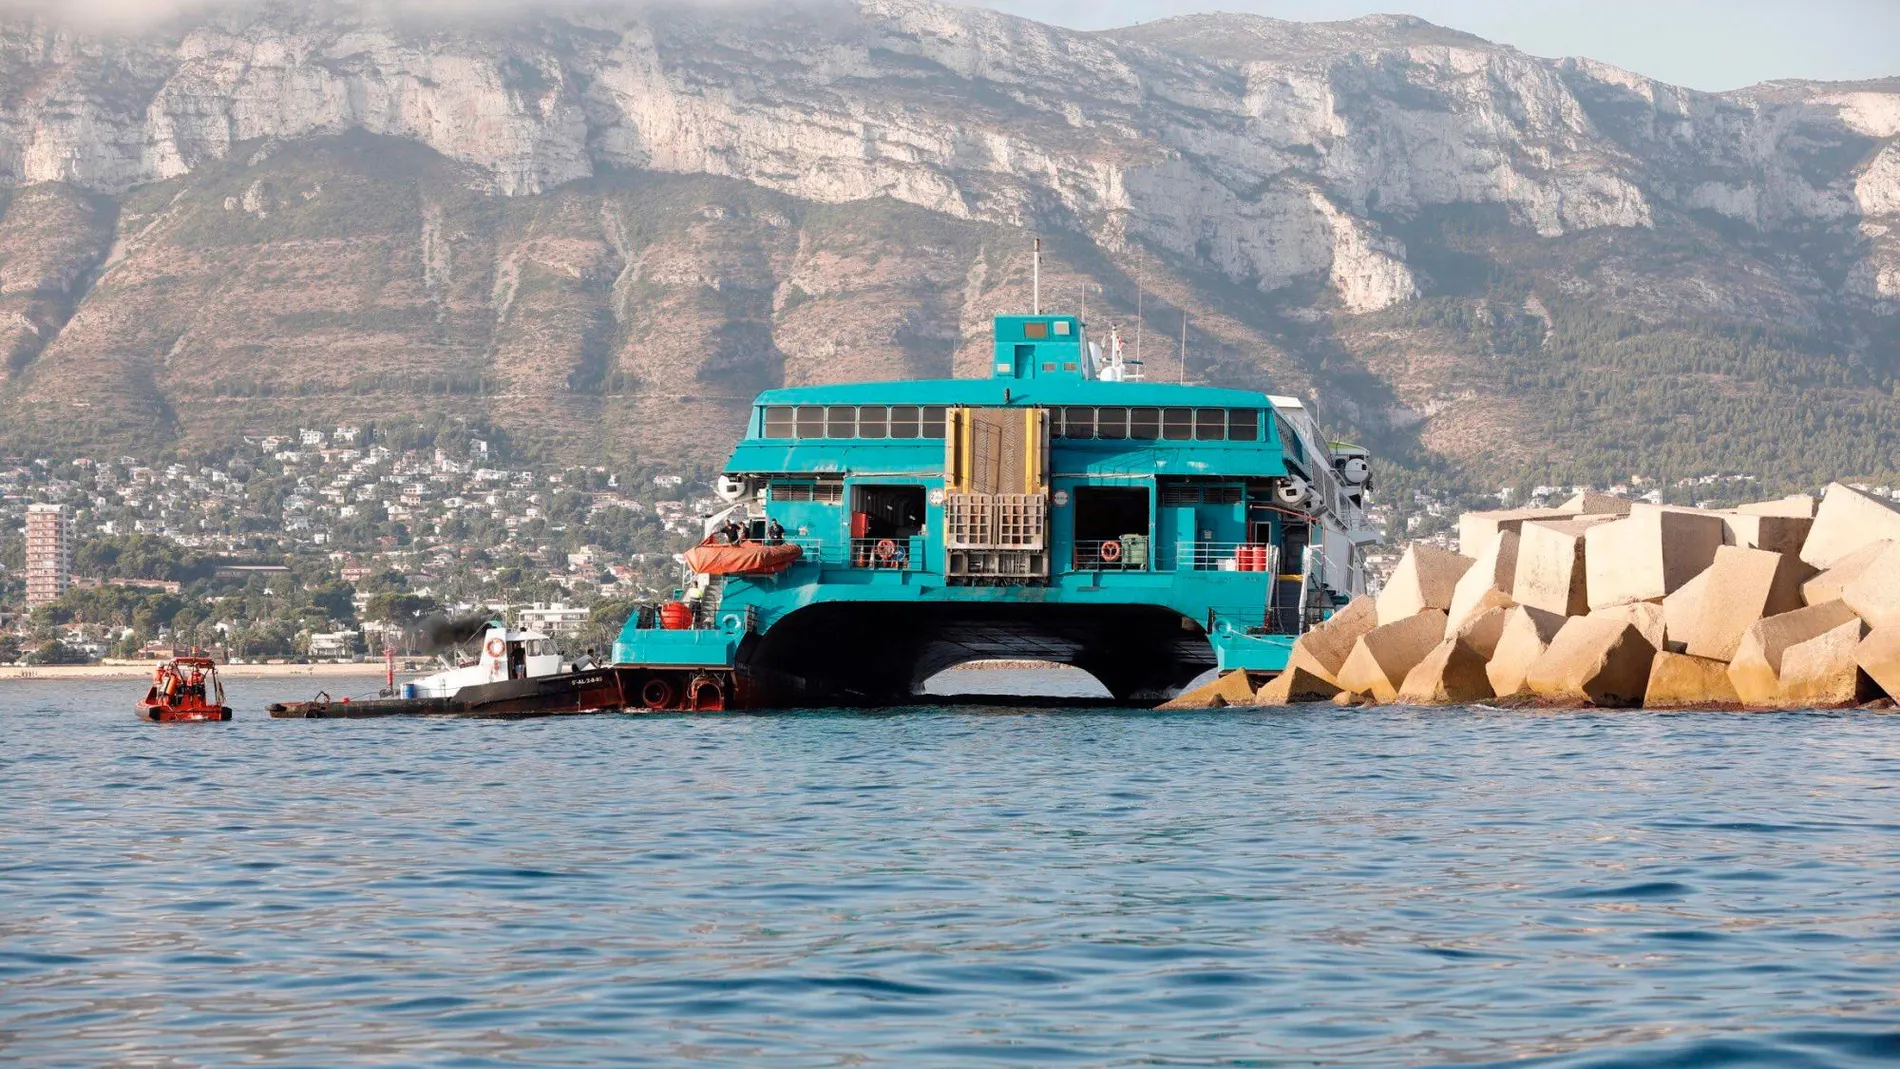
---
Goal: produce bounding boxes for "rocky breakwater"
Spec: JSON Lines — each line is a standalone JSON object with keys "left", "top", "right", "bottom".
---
{"left": 1167, "top": 483, "right": 1900, "bottom": 711}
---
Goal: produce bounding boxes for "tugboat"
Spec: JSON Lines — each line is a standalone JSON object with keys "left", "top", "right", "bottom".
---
{"left": 137, "top": 657, "right": 232, "bottom": 722}
{"left": 267, "top": 622, "right": 678, "bottom": 718}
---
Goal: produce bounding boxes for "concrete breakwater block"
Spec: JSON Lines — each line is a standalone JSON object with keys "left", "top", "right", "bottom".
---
{"left": 1841, "top": 543, "right": 1900, "bottom": 630}
{"left": 1776, "top": 618, "right": 1874, "bottom": 708}
{"left": 1801, "top": 483, "right": 1900, "bottom": 569}
{"left": 1486, "top": 605, "right": 1569, "bottom": 698}
{"left": 1645, "top": 652, "right": 1742, "bottom": 709}
{"left": 1674, "top": 545, "right": 1809, "bottom": 662}
{"left": 1513, "top": 517, "right": 1616, "bottom": 617}
{"left": 1157, "top": 670, "right": 1258, "bottom": 710}
{"left": 1727, "top": 600, "right": 1863, "bottom": 706}
{"left": 1254, "top": 666, "right": 1342, "bottom": 706}
{"left": 1737, "top": 494, "right": 1818, "bottom": 518}
{"left": 1459, "top": 508, "right": 1577, "bottom": 558}
{"left": 1397, "top": 639, "right": 1495, "bottom": 705}
{"left": 1559, "top": 491, "right": 1633, "bottom": 515}
{"left": 1451, "top": 605, "right": 1513, "bottom": 660}
{"left": 1803, "top": 540, "right": 1894, "bottom": 607}
{"left": 1525, "top": 618, "right": 1657, "bottom": 708}
{"left": 1284, "top": 596, "right": 1378, "bottom": 686}
{"left": 1858, "top": 629, "right": 1900, "bottom": 701}
{"left": 1583, "top": 506, "right": 1726, "bottom": 610}
{"left": 1446, "top": 530, "right": 1518, "bottom": 633}
{"left": 1720, "top": 512, "right": 1814, "bottom": 556}
{"left": 1337, "top": 610, "right": 1450, "bottom": 703}
{"left": 1377, "top": 545, "right": 1474, "bottom": 626}
{"left": 1660, "top": 569, "right": 1711, "bottom": 654}
{"left": 1589, "top": 601, "right": 1667, "bottom": 654}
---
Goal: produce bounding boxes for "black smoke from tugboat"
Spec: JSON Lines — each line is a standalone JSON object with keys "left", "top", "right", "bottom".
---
{"left": 419, "top": 614, "right": 494, "bottom": 655}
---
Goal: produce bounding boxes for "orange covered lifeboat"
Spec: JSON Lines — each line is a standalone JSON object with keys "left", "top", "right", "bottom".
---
{"left": 681, "top": 537, "right": 803, "bottom": 577}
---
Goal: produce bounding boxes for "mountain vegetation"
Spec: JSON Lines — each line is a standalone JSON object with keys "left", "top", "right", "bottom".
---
{"left": 0, "top": 0, "right": 1891, "bottom": 497}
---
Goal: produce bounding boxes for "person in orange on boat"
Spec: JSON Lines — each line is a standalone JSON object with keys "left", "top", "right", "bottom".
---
{"left": 187, "top": 667, "right": 206, "bottom": 703}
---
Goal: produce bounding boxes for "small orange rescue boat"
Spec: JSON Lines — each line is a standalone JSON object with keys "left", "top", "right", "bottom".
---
{"left": 137, "top": 657, "right": 232, "bottom": 722}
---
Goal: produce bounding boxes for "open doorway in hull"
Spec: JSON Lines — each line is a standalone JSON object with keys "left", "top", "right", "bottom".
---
{"left": 852, "top": 484, "right": 927, "bottom": 568}
{"left": 1072, "top": 485, "right": 1150, "bottom": 569}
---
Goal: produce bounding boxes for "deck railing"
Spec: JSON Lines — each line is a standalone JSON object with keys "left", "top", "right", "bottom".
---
{"left": 848, "top": 536, "right": 924, "bottom": 570}
{"left": 1170, "top": 542, "right": 1282, "bottom": 575}
{"left": 1070, "top": 539, "right": 1150, "bottom": 570}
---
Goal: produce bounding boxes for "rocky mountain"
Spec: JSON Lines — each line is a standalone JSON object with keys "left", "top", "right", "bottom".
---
{"left": 0, "top": 0, "right": 1894, "bottom": 491}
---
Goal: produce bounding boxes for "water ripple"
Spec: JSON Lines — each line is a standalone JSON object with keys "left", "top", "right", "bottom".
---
{"left": 4, "top": 673, "right": 1900, "bottom": 1067}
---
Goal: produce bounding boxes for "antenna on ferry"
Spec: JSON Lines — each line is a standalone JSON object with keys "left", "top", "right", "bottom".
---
{"left": 1179, "top": 311, "right": 1188, "bottom": 384}
{"left": 1032, "top": 237, "right": 1041, "bottom": 315}
{"left": 1133, "top": 250, "right": 1144, "bottom": 369}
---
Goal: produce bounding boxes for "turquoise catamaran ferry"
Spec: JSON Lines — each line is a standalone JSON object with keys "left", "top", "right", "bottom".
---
{"left": 611, "top": 307, "right": 1379, "bottom": 710}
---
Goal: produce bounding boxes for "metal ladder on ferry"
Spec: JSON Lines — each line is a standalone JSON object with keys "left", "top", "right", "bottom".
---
{"left": 696, "top": 576, "right": 726, "bottom": 629}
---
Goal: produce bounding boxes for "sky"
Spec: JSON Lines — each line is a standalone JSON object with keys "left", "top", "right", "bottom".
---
{"left": 977, "top": 0, "right": 1900, "bottom": 92}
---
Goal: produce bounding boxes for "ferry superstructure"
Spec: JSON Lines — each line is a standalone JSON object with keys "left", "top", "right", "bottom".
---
{"left": 609, "top": 310, "right": 1381, "bottom": 709}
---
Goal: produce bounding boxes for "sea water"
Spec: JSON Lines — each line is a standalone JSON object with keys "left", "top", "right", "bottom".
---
{"left": 5, "top": 673, "right": 1900, "bottom": 1067}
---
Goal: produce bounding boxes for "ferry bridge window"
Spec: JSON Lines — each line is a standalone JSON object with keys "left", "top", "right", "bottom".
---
{"left": 1193, "top": 408, "right": 1225, "bottom": 440}
{"left": 1228, "top": 409, "right": 1260, "bottom": 441}
{"left": 1129, "top": 407, "right": 1161, "bottom": 440}
{"left": 921, "top": 406, "right": 947, "bottom": 438}
{"left": 858, "top": 406, "right": 888, "bottom": 439}
{"left": 890, "top": 405, "right": 920, "bottom": 438}
{"left": 1162, "top": 408, "right": 1193, "bottom": 440}
{"left": 1097, "top": 407, "right": 1128, "bottom": 439}
{"left": 1064, "top": 406, "right": 1094, "bottom": 439}
{"left": 795, "top": 405, "right": 825, "bottom": 438}
{"left": 764, "top": 406, "right": 795, "bottom": 439}
{"left": 826, "top": 406, "right": 857, "bottom": 438}
{"left": 1023, "top": 321, "right": 1049, "bottom": 339}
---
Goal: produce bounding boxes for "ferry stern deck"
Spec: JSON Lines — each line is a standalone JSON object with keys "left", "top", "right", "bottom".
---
{"left": 613, "top": 313, "right": 1380, "bottom": 708}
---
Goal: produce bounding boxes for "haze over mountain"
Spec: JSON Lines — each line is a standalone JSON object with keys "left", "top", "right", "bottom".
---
{"left": 0, "top": 0, "right": 1893, "bottom": 492}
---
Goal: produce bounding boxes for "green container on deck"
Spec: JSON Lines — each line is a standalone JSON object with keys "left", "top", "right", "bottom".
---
{"left": 1119, "top": 533, "right": 1149, "bottom": 570}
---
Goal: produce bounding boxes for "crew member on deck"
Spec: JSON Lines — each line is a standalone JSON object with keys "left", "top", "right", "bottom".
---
{"left": 766, "top": 519, "right": 785, "bottom": 545}
{"left": 720, "top": 517, "right": 745, "bottom": 545}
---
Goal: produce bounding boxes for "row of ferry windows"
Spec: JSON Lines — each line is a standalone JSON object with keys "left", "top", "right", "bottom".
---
{"left": 1054, "top": 407, "right": 1259, "bottom": 441}
{"left": 763, "top": 406, "right": 950, "bottom": 440}
{"left": 760, "top": 405, "right": 1261, "bottom": 442}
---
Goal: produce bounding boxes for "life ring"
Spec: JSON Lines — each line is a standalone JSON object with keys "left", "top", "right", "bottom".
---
{"left": 1099, "top": 539, "right": 1123, "bottom": 563}
{"left": 485, "top": 637, "right": 506, "bottom": 658}
{"left": 875, "top": 538, "right": 898, "bottom": 560}
{"left": 641, "top": 676, "right": 677, "bottom": 711}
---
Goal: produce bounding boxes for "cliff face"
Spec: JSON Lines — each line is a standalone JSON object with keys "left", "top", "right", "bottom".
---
{"left": 0, "top": 0, "right": 1894, "bottom": 484}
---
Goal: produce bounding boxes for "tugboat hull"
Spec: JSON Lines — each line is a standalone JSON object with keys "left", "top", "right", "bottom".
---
{"left": 268, "top": 666, "right": 733, "bottom": 718}
{"left": 137, "top": 703, "right": 233, "bottom": 723}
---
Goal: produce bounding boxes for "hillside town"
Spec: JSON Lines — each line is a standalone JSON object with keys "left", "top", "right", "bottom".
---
{"left": 0, "top": 423, "right": 714, "bottom": 665}
{"left": 6, "top": 418, "right": 1897, "bottom": 669}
